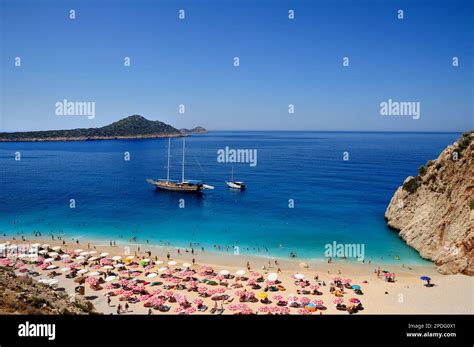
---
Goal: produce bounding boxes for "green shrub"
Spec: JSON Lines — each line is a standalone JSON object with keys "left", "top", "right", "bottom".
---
{"left": 403, "top": 178, "right": 420, "bottom": 193}
{"left": 418, "top": 165, "right": 427, "bottom": 176}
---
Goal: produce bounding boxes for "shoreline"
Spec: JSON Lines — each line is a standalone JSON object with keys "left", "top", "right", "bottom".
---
{"left": 1, "top": 236, "right": 472, "bottom": 315}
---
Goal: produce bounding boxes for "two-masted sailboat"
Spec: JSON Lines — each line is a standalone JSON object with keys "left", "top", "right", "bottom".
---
{"left": 146, "top": 137, "right": 214, "bottom": 193}
{"left": 225, "top": 166, "right": 246, "bottom": 190}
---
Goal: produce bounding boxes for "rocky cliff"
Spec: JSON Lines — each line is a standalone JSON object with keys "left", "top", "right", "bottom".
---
{"left": 0, "top": 267, "right": 97, "bottom": 314}
{"left": 385, "top": 132, "right": 473, "bottom": 275}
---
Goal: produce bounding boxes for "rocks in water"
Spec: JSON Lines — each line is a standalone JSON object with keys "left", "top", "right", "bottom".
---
{"left": 385, "top": 131, "right": 473, "bottom": 275}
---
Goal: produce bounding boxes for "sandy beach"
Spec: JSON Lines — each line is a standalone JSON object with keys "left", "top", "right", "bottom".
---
{"left": 1, "top": 236, "right": 472, "bottom": 315}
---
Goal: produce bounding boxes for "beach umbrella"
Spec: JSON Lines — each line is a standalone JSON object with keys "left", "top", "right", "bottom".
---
{"left": 88, "top": 250, "right": 97, "bottom": 255}
{"left": 267, "top": 273, "right": 278, "bottom": 282}
{"left": 100, "top": 252, "right": 109, "bottom": 257}
{"left": 420, "top": 276, "right": 431, "bottom": 281}
{"left": 158, "top": 267, "right": 168, "bottom": 272}
{"left": 219, "top": 270, "right": 230, "bottom": 276}
{"left": 44, "top": 258, "right": 54, "bottom": 263}
{"left": 74, "top": 249, "right": 83, "bottom": 253}
{"left": 182, "top": 263, "right": 192, "bottom": 268}
{"left": 88, "top": 271, "right": 100, "bottom": 277}
{"left": 294, "top": 273, "right": 305, "bottom": 280}
{"left": 105, "top": 275, "right": 117, "bottom": 282}
{"left": 38, "top": 250, "right": 48, "bottom": 255}
{"left": 349, "top": 298, "right": 360, "bottom": 304}
{"left": 299, "top": 262, "right": 309, "bottom": 269}
{"left": 88, "top": 257, "right": 99, "bottom": 262}
{"left": 102, "top": 265, "right": 114, "bottom": 270}
{"left": 52, "top": 246, "right": 61, "bottom": 251}
{"left": 48, "top": 279, "right": 59, "bottom": 286}
{"left": 333, "top": 298, "right": 344, "bottom": 305}
{"left": 112, "top": 255, "right": 122, "bottom": 261}
{"left": 46, "top": 265, "right": 58, "bottom": 270}
{"left": 257, "top": 292, "right": 268, "bottom": 300}
{"left": 236, "top": 270, "right": 246, "bottom": 276}
{"left": 80, "top": 251, "right": 89, "bottom": 256}
{"left": 77, "top": 269, "right": 88, "bottom": 275}
{"left": 114, "top": 263, "right": 125, "bottom": 268}
{"left": 61, "top": 267, "right": 71, "bottom": 272}
{"left": 60, "top": 254, "right": 70, "bottom": 259}
{"left": 147, "top": 273, "right": 158, "bottom": 278}
{"left": 168, "top": 261, "right": 177, "bottom": 266}
{"left": 76, "top": 256, "right": 86, "bottom": 260}
{"left": 351, "top": 285, "right": 361, "bottom": 290}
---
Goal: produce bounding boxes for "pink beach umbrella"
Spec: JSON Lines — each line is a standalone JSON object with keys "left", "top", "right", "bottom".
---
{"left": 297, "top": 308, "right": 310, "bottom": 315}
{"left": 279, "top": 307, "right": 290, "bottom": 315}
{"left": 258, "top": 306, "right": 270, "bottom": 313}
{"left": 193, "top": 298, "right": 203, "bottom": 306}
{"left": 333, "top": 298, "right": 344, "bottom": 305}
{"left": 300, "top": 297, "right": 311, "bottom": 305}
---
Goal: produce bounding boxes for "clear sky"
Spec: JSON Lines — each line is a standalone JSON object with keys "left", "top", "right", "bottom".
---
{"left": 0, "top": 0, "right": 472, "bottom": 132}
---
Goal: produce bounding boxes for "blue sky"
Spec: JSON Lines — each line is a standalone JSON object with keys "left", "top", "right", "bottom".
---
{"left": 0, "top": 0, "right": 472, "bottom": 131}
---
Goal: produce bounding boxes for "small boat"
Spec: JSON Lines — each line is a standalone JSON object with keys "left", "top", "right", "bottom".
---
{"left": 147, "top": 137, "right": 214, "bottom": 193}
{"left": 225, "top": 166, "right": 246, "bottom": 190}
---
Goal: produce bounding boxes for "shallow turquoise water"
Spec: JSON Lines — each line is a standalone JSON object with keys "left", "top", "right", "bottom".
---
{"left": 0, "top": 132, "right": 460, "bottom": 264}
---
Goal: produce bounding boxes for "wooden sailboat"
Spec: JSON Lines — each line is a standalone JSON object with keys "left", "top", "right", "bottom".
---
{"left": 225, "top": 166, "right": 246, "bottom": 190}
{"left": 147, "top": 137, "right": 214, "bottom": 192}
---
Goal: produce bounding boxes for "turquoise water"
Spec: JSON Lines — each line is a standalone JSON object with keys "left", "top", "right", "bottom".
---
{"left": 0, "top": 132, "right": 460, "bottom": 264}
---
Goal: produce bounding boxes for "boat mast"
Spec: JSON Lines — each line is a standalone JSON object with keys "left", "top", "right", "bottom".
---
{"left": 166, "top": 137, "right": 171, "bottom": 182}
{"left": 181, "top": 137, "right": 185, "bottom": 183}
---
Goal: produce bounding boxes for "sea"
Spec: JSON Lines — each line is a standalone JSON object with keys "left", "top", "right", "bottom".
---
{"left": 0, "top": 132, "right": 461, "bottom": 265}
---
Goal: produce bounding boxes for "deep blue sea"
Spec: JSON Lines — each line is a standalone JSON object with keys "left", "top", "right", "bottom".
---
{"left": 0, "top": 132, "right": 460, "bottom": 264}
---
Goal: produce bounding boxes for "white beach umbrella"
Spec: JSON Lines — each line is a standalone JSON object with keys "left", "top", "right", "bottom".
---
{"left": 48, "top": 279, "right": 59, "bottom": 286}
{"left": 168, "top": 261, "right": 177, "bottom": 266}
{"left": 158, "top": 267, "right": 168, "bottom": 272}
{"left": 220, "top": 270, "right": 230, "bottom": 276}
{"left": 77, "top": 269, "right": 88, "bottom": 275}
{"left": 80, "top": 251, "right": 89, "bottom": 256}
{"left": 267, "top": 273, "right": 278, "bottom": 281}
{"left": 48, "top": 252, "right": 59, "bottom": 257}
{"left": 46, "top": 265, "right": 58, "bottom": 270}
{"left": 88, "top": 271, "right": 100, "bottom": 277}
{"left": 61, "top": 267, "right": 71, "bottom": 272}
{"left": 112, "top": 256, "right": 122, "bottom": 261}
{"left": 88, "top": 250, "right": 97, "bottom": 255}
{"left": 44, "top": 258, "right": 54, "bottom": 263}
{"left": 114, "top": 263, "right": 125, "bottom": 268}
{"left": 74, "top": 249, "right": 83, "bottom": 253}
{"left": 146, "top": 273, "right": 158, "bottom": 278}
{"left": 88, "top": 256, "right": 99, "bottom": 262}
{"left": 60, "top": 254, "right": 70, "bottom": 259}
{"left": 105, "top": 275, "right": 117, "bottom": 282}
{"left": 236, "top": 270, "right": 246, "bottom": 276}
{"left": 76, "top": 255, "right": 85, "bottom": 260}
{"left": 38, "top": 250, "right": 48, "bottom": 255}
{"left": 102, "top": 265, "right": 114, "bottom": 270}
{"left": 155, "top": 260, "right": 163, "bottom": 265}
{"left": 182, "top": 263, "right": 192, "bottom": 268}
{"left": 294, "top": 273, "right": 305, "bottom": 280}
{"left": 100, "top": 252, "right": 109, "bottom": 257}
{"left": 52, "top": 246, "right": 61, "bottom": 251}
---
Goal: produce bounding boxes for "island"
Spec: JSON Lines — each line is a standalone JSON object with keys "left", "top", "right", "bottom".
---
{"left": 179, "top": 126, "right": 208, "bottom": 135}
{"left": 385, "top": 131, "right": 473, "bottom": 275}
{"left": 0, "top": 115, "right": 207, "bottom": 142}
